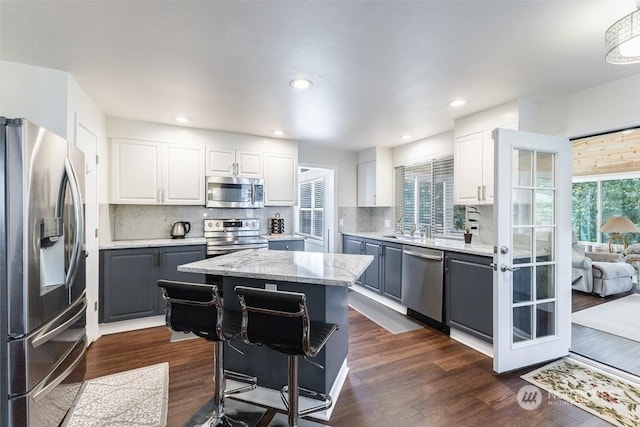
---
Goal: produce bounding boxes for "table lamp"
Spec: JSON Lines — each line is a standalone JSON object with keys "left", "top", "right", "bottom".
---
{"left": 600, "top": 216, "right": 640, "bottom": 253}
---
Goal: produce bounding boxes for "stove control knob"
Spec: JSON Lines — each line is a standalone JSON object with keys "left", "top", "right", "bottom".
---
{"left": 215, "top": 221, "right": 221, "bottom": 228}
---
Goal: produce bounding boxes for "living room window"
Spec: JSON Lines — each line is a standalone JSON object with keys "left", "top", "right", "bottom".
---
{"left": 572, "top": 174, "right": 640, "bottom": 245}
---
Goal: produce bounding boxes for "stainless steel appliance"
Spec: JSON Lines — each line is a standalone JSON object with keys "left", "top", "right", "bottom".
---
{"left": 170, "top": 221, "right": 191, "bottom": 239}
{"left": 401, "top": 246, "right": 444, "bottom": 327}
{"left": 205, "top": 176, "right": 264, "bottom": 208}
{"left": 204, "top": 218, "right": 268, "bottom": 257}
{"left": 1, "top": 118, "right": 87, "bottom": 426}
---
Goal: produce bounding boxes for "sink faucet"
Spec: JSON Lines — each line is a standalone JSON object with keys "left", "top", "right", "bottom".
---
{"left": 409, "top": 222, "right": 417, "bottom": 237}
{"left": 395, "top": 214, "right": 405, "bottom": 234}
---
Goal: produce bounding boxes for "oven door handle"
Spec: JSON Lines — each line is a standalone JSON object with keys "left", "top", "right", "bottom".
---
{"left": 251, "top": 181, "right": 255, "bottom": 205}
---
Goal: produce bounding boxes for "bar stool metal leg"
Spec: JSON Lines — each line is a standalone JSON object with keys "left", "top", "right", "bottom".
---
{"left": 287, "top": 356, "right": 299, "bottom": 427}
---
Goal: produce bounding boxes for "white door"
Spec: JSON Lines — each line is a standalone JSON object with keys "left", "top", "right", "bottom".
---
{"left": 75, "top": 119, "right": 99, "bottom": 343}
{"left": 493, "top": 128, "right": 572, "bottom": 373}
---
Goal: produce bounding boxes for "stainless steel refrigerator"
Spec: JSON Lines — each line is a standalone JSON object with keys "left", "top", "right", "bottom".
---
{"left": 1, "top": 117, "right": 87, "bottom": 426}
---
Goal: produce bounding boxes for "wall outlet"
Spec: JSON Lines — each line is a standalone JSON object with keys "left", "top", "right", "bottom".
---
{"left": 265, "top": 283, "right": 277, "bottom": 291}
{"left": 339, "top": 218, "right": 344, "bottom": 227}
{"left": 384, "top": 219, "right": 390, "bottom": 228}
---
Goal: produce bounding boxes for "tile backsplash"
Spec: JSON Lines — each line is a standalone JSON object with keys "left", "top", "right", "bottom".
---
{"left": 104, "top": 204, "right": 292, "bottom": 241}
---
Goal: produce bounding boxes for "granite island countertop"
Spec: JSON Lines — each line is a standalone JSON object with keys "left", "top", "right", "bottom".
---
{"left": 99, "top": 237, "right": 206, "bottom": 250}
{"left": 341, "top": 231, "right": 494, "bottom": 256}
{"left": 178, "top": 248, "right": 373, "bottom": 286}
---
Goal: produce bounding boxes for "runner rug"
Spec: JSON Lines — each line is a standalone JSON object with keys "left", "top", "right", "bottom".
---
{"left": 522, "top": 357, "right": 640, "bottom": 427}
{"left": 63, "top": 362, "right": 169, "bottom": 427}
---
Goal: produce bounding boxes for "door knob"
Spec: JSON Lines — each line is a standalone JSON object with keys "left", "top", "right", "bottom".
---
{"left": 500, "top": 264, "right": 520, "bottom": 272}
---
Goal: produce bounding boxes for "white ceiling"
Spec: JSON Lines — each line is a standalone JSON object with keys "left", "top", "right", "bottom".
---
{"left": 2, "top": 1, "right": 640, "bottom": 150}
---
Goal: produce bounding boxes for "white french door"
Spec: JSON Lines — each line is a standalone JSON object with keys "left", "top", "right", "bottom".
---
{"left": 493, "top": 128, "right": 572, "bottom": 373}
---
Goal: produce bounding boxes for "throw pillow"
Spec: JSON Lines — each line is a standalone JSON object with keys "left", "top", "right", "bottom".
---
{"left": 623, "top": 243, "right": 640, "bottom": 255}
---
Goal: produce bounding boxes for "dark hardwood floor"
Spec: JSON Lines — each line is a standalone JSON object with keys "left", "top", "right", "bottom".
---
{"left": 85, "top": 309, "right": 606, "bottom": 426}
{"left": 571, "top": 289, "right": 640, "bottom": 377}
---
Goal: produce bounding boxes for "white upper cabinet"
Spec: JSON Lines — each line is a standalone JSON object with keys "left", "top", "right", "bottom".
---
{"left": 207, "top": 146, "right": 262, "bottom": 178}
{"left": 453, "top": 131, "right": 492, "bottom": 204}
{"left": 357, "top": 147, "right": 392, "bottom": 207}
{"left": 163, "top": 144, "right": 206, "bottom": 204}
{"left": 111, "top": 138, "right": 205, "bottom": 205}
{"left": 263, "top": 153, "right": 297, "bottom": 206}
{"left": 453, "top": 100, "right": 536, "bottom": 205}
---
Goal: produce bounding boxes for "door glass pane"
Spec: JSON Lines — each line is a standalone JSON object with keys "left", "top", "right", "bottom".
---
{"left": 511, "top": 148, "right": 558, "bottom": 345}
{"left": 536, "top": 152, "right": 554, "bottom": 188}
{"left": 513, "top": 267, "right": 532, "bottom": 303}
{"left": 536, "top": 228, "right": 554, "bottom": 262}
{"left": 536, "top": 302, "right": 555, "bottom": 338}
{"left": 536, "top": 265, "right": 555, "bottom": 300}
{"left": 513, "top": 150, "right": 533, "bottom": 187}
{"left": 513, "top": 305, "right": 533, "bottom": 342}
{"left": 535, "top": 190, "right": 554, "bottom": 225}
{"left": 513, "top": 227, "right": 532, "bottom": 265}
{"left": 513, "top": 189, "right": 533, "bottom": 225}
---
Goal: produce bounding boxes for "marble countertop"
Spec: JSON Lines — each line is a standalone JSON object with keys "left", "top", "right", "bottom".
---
{"left": 260, "top": 234, "right": 305, "bottom": 241}
{"left": 341, "top": 231, "right": 494, "bottom": 257}
{"left": 100, "top": 237, "right": 206, "bottom": 250}
{"left": 178, "top": 249, "right": 373, "bottom": 286}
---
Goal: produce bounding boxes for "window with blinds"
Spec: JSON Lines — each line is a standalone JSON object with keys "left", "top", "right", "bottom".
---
{"left": 298, "top": 177, "right": 325, "bottom": 240}
{"left": 394, "top": 156, "right": 455, "bottom": 235}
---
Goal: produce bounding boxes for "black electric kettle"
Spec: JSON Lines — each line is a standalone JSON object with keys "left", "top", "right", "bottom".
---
{"left": 170, "top": 221, "right": 191, "bottom": 239}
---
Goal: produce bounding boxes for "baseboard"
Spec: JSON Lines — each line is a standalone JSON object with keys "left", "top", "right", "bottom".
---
{"left": 449, "top": 327, "right": 494, "bottom": 358}
{"left": 99, "top": 315, "right": 165, "bottom": 336}
{"left": 228, "top": 359, "right": 349, "bottom": 421}
{"left": 350, "top": 286, "right": 407, "bottom": 315}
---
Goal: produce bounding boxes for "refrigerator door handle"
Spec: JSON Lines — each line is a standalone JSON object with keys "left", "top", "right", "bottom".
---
{"left": 31, "top": 295, "right": 86, "bottom": 348}
{"left": 31, "top": 334, "right": 87, "bottom": 403}
{"left": 55, "top": 158, "right": 84, "bottom": 290}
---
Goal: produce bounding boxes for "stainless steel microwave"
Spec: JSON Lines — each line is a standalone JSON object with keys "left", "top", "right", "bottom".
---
{"left": 205, "top": 176, "right": 264, "bottom": 208}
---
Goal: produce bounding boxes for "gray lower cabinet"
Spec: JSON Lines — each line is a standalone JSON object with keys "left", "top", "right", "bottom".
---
{"left": 445, "top": 252, "right": 493, "bottom": 342}
{"left": 268, "top": 239, "right": 304, "bottom": 251}
{"left": 100, "top": 245, "right": 206, "bottom": 323}
{"left": 382, "top": 242, "right": 402, "bottom": 301}
{"left": 341, "top": 235, "right": 401, "bottom": 301}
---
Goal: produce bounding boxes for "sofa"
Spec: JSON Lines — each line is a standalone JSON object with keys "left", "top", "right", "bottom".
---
{"left": 572, "top": 233, "right": 635, "bottom": 297}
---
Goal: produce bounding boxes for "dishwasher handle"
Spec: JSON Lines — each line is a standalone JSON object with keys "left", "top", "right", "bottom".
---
{"left": 403, "top": 249, "right": 443, "bottom": 261}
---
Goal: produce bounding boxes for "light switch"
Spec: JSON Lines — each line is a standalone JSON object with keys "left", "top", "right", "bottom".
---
{"left": 339, "top": 218, "right": 344, "bottom": 227}
{"left": 265, "top": 283, "right": 278, "bottom": 291}
{"left": 384, "top": 219, "right": 390, "bottom": 228}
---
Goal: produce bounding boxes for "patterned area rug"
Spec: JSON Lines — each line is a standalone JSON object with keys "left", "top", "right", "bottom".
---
{"left": 522, "top": 358, "right": 640, "bottom": 427}
{"left": 63, "top": 362, "right": 169, "bottom": 427}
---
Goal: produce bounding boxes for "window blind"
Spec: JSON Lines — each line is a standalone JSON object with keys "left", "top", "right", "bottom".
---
{"left": 394, "top": 156, "right": 455, "bottom": 235}
{"left": 298, "top": 177, "right": 325, "bottom": 240}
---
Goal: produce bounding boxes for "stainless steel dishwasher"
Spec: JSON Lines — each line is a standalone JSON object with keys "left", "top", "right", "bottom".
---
{"left": 401, "top": 246, "right": 444, "bottom": 323}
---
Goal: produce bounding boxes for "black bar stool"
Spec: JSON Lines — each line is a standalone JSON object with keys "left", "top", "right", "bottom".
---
{"left": 158, "top": 280, "right": 265, "bottom": 426}
{"left": 234, "top": 286, "right": 339, "bottom": 427}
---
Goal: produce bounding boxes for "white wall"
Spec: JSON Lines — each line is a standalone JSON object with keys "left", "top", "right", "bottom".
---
{"left": 107, "top": 117, "right": 297, "bottom": 155}
{"left": 0, "top": 60, "right": 68, "bottom": 137}
{"left": 539, "top": 72, "right": 640, "bottom": 138}
{"left": 298, "top": 144, "right": 358, "bottom": 207}
{"left": 392, "top": 131, "right": 454, "bottom": 166}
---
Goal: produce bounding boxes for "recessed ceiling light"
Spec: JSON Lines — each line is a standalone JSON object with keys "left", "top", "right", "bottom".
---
{"left": 401, "top": 134, "right": 413, "bottom": 140}
{"left": 272, "top": 130, "right": 285, "bottom": 136}
{"left": 289, "top": 78, "right": 313, "bottom": 90}
{"left": 447, "top": 99, "right": 467, "bottom": 108}
{"left": 173, "top": 115, "right": 191, "bottom": 123}
{"left": 621, "top": 129, "right": 635, "bottom": 135}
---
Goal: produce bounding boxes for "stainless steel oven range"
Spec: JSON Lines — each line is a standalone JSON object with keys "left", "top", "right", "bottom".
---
{"left": 204, "top": 218, "right": 268, "bottom": 287}
{"left": 204, "top": 218, "right": 268, "bottom": 257}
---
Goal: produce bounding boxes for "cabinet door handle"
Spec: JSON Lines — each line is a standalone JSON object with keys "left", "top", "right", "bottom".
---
{"left": 477, "top": 186, "right": 481, "bottom": 202}
{"left": 482, "top": 185, "right": 486, "bottom": 201}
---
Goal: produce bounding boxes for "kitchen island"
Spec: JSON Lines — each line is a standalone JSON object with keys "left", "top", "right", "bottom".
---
{"left": 178, "top": 249, "right": 373, "bottom": 418}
